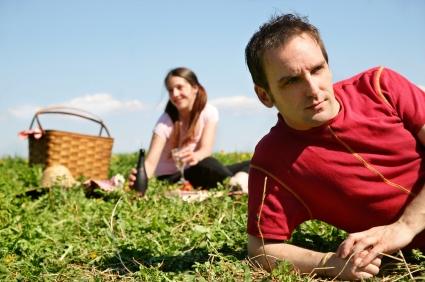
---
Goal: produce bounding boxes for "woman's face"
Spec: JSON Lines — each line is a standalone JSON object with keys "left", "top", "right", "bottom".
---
{"left": 166, "top": 76, "right": 199, "bottom": 113}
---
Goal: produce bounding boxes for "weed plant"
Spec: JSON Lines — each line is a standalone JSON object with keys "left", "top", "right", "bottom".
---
{"left": 0, "top": 153, "right": 424, "bottom": 281}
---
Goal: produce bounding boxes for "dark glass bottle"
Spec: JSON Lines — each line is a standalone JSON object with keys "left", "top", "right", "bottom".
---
{"left": 133, "top": 149, "right": 148, "bottom": 195}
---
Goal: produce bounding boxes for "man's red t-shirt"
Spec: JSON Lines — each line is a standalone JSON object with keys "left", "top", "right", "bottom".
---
{"left": 247, "top": 67, "right": 425, "bottom": 250}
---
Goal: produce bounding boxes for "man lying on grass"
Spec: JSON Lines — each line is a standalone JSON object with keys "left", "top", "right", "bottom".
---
{"left": 245, "top": 13, "right": 425, "bottom": 280}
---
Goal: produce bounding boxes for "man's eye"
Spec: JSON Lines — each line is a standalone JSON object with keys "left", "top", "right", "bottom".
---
{"left": 286, "top": 77, "right": 297, "bottom": 85}
{"left": 312, "top": 66, "right": 323, "bottom": 74}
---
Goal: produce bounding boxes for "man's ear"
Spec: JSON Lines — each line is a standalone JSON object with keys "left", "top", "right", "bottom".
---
{"left": 254, "top": 85, "right": 274, "bottom": 108}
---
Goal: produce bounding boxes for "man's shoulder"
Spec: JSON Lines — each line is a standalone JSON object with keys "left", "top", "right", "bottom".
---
{"left": 254, "top": 120, "right": 287, "bottom": 154}
{"left": 334, "top": 66, "right": 382, "bottom": 89}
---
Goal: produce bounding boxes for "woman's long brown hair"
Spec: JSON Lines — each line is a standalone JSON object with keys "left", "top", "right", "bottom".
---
{"left": 164, "top": 67, "right": 207, "bottom": 150}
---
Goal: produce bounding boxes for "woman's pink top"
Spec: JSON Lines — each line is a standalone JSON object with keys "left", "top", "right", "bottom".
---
{"left": 153, "top": 103, "right": 219, "bottom": 176}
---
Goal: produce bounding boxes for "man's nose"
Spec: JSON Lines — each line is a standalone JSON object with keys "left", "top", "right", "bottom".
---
{"left": 305, "top": 76, "right": 320, "bottom": 98}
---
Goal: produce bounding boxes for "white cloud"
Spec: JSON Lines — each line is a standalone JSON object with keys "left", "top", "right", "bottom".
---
{"left": 7, "top": 104, "right": 42, "bottom": 118}
{"left": 419, "top": 85, "right": 425, "bottom": 92}
{"left": 64, "top": 93, "right": 149, "bottom": 114}
{"left": 7, "top": 93, "right": 151, "bottom": 119}
{"left": 210, "top": 95, "right": 267, "bottom": 115}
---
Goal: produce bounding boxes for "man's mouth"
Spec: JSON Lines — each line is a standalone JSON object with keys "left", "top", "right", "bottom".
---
{"left": 306, "top": 101, "right": 323, "bottom": 109}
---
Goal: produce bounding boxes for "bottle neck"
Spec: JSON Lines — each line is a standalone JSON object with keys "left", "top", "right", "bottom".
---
{"left": 137, "top": 149, "right": 145, "bottom": 169}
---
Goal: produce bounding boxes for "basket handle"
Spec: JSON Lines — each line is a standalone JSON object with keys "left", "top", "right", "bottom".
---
{"left": 29, "top": 106, "right": 111, "bottom": 137}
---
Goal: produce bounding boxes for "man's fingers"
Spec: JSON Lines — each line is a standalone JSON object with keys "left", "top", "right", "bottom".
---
{"left": 337, "top": 233, "right": 364, "bottom": 258}
{"left": 356, "top": 264, "right": 380, "bottom": 278}
{"left": 357, "top": 247, "right": 382, "bottom": 268}
{"left": 371, "top": 254, "right": 383, "bottom": 267}
{"left": 351, "top": 242, "right": 383, "bottom": 268}
{"left": 336, "top": 240, "right": 348, "bottom": 258}
{"left": 353, "top": 252, "right": 381, "bottom": 278}
{"left": 350, "top": 235, "right": 381, "bottom": 264}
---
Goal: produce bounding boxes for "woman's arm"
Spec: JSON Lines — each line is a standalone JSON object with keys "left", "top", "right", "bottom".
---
{"left": 182, "top": 121, "right": 217, "bottom": 166}
{"left": 144, "top": 133, "right": 166, "bottom": 178}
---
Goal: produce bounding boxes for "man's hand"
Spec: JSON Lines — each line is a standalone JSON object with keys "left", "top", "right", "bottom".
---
{"left": 248, "top": 235, "right": 380, "bottom": 280}
{"left": 336, "top": 222, "right": 415, "bottom": 267}
{"left": 325, "top": 251, "right": 381, "bottom": 280}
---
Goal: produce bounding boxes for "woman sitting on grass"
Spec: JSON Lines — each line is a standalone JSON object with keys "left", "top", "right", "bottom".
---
{"left": 128, "top": 67, "right": 249, "bottom": 192}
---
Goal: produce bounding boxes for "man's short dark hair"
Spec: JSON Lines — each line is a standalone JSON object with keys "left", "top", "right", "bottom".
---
{"left": 245, "top": 13, "right": 329, "bottom": 93}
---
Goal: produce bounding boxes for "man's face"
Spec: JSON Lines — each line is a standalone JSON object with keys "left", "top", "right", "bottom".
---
{"left": 255, "top": 33, "right": 339, "bottom": 130}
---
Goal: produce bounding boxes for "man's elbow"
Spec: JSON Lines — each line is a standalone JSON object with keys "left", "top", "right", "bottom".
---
{"left": 247, "top": 235, "right": 275, "bottom": 272}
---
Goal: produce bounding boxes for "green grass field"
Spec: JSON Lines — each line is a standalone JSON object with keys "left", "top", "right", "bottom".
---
{"left": 1, "top": 152, "right": 424, "bottom": 281}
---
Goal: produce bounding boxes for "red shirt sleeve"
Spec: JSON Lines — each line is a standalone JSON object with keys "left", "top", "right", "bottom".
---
{"left": 247, "top": 164, "right": 311, "bottom": 240}
{"left": 379, "top": 68, "right": 425, "bottom": 135}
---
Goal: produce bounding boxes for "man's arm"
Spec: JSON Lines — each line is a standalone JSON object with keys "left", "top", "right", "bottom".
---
{"left": 248, "top": 235, "right": 380, "bottom": 280}
{"left": 336, "top": 125, "right": 425, "bottom": 267}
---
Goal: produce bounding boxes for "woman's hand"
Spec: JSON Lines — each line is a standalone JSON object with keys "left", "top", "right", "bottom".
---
{"left": 127, "top": 167, "right": 137, "bottom": 189}
{"left": 179, "top": 147, "right": 199, "bottom": 166}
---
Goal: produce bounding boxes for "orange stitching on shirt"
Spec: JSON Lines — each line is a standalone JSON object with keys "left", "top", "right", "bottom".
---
{"left": 376, "top": 66, "right": 391, "bottom": 106}
{"left": 250, "top": 164, "right": 313, "bottom": 219}
{"left": 327, "top": 125, "right": 415, "bottom": 196}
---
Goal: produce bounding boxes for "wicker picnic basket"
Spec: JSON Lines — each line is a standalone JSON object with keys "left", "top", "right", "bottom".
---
{"left": 28, "top": 107, "right": 114, "bottom": 180}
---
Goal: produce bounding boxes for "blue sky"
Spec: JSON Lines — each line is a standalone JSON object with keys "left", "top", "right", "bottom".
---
{"left": 1, "top": 0, "right": 424, "bottom": 158}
